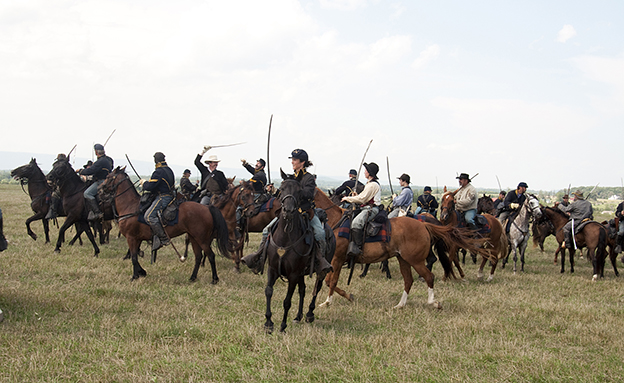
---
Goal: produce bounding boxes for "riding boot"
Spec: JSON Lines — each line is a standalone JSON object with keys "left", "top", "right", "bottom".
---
{"left": 565, "top": 233, "right": 574, "bottom": 250}
{"left": 241, "top": 234, "right": 268, "bottom": 274}
{"left": 614, "top": 234, "right": 623, "bottom": 254}
{"left": 313, "top": 241, "right": 333, "bottom": 279}
{"left": 45, "top": 196, "right": 59, "bottom": 220}
{"left": 149, "top": 223, "right": 170, "bottom": 251}
{"left": 86, "top": 199, "right": 103, "bottom": 221}
{"left": 347, "top": 229, "right": 364, "bottom": 258}
{"left": 0, "top": 216, "right": 7, "bottom": 252}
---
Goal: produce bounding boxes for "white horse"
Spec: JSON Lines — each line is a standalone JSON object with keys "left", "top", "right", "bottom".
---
{"left": 502, "top": 194, "right": 542, "bottom": 273}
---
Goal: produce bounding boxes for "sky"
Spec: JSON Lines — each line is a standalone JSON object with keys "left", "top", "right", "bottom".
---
{"left": 1, "top": 0, "right": 623, "bottom": 192}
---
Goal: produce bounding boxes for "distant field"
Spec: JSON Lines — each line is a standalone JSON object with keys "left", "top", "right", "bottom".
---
{"left": 1, "top": 184, "right": 623, "bottom": 382}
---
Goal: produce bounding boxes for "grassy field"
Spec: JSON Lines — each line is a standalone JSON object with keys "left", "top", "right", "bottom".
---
{"left": 1, "top": 184, "right": 624, "bottom": 382}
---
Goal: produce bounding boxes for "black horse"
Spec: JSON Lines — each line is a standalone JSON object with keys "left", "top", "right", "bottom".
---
{"left": 11, "top": 158, "right": 55, "bottom": 242}
{"left": 45, "top": 159, "right": 100, "bottom": 256}
{"left": 262, "top": 173, "right": 334, "bottom": 333}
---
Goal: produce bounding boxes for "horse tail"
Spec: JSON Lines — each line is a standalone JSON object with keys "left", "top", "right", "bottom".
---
{"left": 208, "top": 205, "right": 233, "bottom": 259}
{"left": 597, "top": 223, "right": 607, "bottom": 262}
{"left": 498, "top": 231, "right": 509, "bottom": 260}
{"left": 422, "top": 224, "right": 458, "bottom": 280}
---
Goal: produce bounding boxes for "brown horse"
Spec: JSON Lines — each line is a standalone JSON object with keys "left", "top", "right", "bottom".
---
{"left": 11, "top": 158, "right": 54, "bottom": 242}
{"left": 477, "top": 194, "right": 496, "bottom": 215}
{"left": 439, "top": 191, "right": 507, "bottom": 282}
{"left": 100, "top": 167, "right": 231, "bottom": 282}
{"left": 313, "top": 191, "right": 484, "bottom": 309}
{"left": 540, "top": 206, "right": 611, "bottom": 280}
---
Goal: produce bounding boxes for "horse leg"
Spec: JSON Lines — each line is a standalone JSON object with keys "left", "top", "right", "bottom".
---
{"left": 293, "top": 276, "right": 306, "bottom": 324}
{"left": 554, "top": 246, "right": 560, "bottom": 265}
{"left": 381, "top": 260, "right": 392, "bottom": 279}
{"left": 183, "top": 234, "right": 190, "bottom": 261}
{"left": 609, "top": 247, "right": 619, "bottom": 277}
{"left": 394, "top": 256, "right": 414, "bottom": 308}
{"left": 129, "top": 238, "right": 147, "bottom": 280}
{"left": 279, "top": 278, "right": 297, "bottom": 333}
{"left": 43, "top": 218, "right": 50, "bottom": 243}
{"left": 520, "top": 240, "right": 529, "bottom": 272}
{"left": 264, "top": 269, "right": 278, "bottom": 334}
{"left": 590, "top": 246, "right": 599, "bottom": 281}
{"left": 477, "top": 256, "right": 487, "bottom": 280}
{"left": 359, "top": 263, "right": 371, "bottom": 278}
{"left": 486, "top": 255, "right": 498, "bottom": 282}
{"left": 560, "top": 246, "right": 566, "bottom": 273}
{"left": 26, "top": 214, "right": 42, "bottom": 241}
{"left": 569, "top": 248, "right": 575, "bottom": 273}
{"left": 306, "top": 276, "right": 324, "bottom": 323}
{"left": 80, "top": 221, "right": 100, "bottom": 257}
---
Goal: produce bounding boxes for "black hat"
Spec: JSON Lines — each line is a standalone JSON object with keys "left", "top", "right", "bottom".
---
{"left": 517, "top": 182, "right": 528, "bottom": 188}
{"left": 349, "top": 169, "right": 357, "bottom": 176}
{"left": 183, "top": 169, "right": 191, "bottom": 174}
{"left": 456, "top": 173, "right": 471, "bottom": 181}
{"left": 83, "top": 160, "right": 93, "bottom": 168}
{"left": 257, "top": 159, "right": 266, "bottom": 168}
{"left": 397, "top": 173, "right": 411, "bottom": 183}
{"left": 363, "top": 162, "right": 379, "bottom": 178}
{"left": 94, "top": 143, "right": 104, "bottom": 151}
{"left": 154, "top": 152, "right": 166, "bottom": 163}
{"left": 289, "top": 149, "right": 308, "bottom": 162}
{"left": 424, "top": 186, "right": 432, "bottom": 192}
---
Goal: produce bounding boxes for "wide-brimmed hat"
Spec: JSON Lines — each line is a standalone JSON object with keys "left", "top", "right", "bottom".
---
{"left": 204, "top": 155, "right": 221, "bottom": 164}
{"left": 397, "top": 173, "right": 411, "bottom": 183}
{"left": 518, "top": 182, "right": 528, "bottom": 188}
{"left": 363, "top": 162, "right": 379, "bottom": 178}
{"left": 289, "top": 149, "right": 308, "bottom": 162}
{"left": 573, "top": 190, "right": 584, "bottom": 199}
{"left": 456, "top": 173, "right": 471, "bottom": 181}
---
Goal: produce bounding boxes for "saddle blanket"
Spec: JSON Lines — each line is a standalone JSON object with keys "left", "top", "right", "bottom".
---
{"left": 259, "top": 197, "right": 276, "bottom": 213}
{"left": 573, "top": 218, "right": 593, "bottom": 234}
{"left": 138, "top": 210, "right": 179, "bottom": 227}
{"left": 409, "top": 214, "right": 429, "bottom": 222}
{"left": 455, "top": 211, "right": 491, "bottom": 235}
{"left": 338, "top": 218, "right": 391, "bottom": 243}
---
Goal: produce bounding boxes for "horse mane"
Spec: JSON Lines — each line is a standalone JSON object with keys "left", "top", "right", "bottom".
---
{"left": 544, "top": 205, "right": 568, "bottom": 219}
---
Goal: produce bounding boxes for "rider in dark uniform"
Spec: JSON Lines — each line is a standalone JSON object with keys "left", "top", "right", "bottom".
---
{"left": 498, "top": 182, "right": 528, "bottom": 233}
{"left": 334, "top": 169, "right": 364, "bottom": 199}
{"left": 180, "top": 169, "right": 198, "bottom": 200}
{"left": 0, "top": 206, "right": 7, "bottom": 252}
{"left": 415, "top": 186, "right": 439, "bottom": 217}
{"left": 241, "top": 158, "right": 267, "bottom": 194}
{"left": 142, "top": 152, "right": 175, "bottom": 251}
{"left": 81, "top": 144, "right": 113, "bottom": 221}
{"left": 194, "top": 147, "right": 228, "bottom": 205}
{"left": 45, "top": 153, "right": 68, "bottom": 220}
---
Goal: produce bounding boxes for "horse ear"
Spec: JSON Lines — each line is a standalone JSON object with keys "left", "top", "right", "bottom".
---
{"left": 443, "top": 185, "right": 447, "bottom": 193}
{"left": 280, "top": 168, "right": 288, "bottom": 180}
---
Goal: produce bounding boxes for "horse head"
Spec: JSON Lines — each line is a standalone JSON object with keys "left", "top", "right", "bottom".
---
{"left": 10, "top": 158, "right": 40, "bottom": 181}
{"left": 278, "top": 173, "right": 301, "bottom": 221}
{"left": 439, "top": 192, "right": 455, "bottom": 221}
{"left": 526, "top": 194, "right": 542, "bottom": 219}
{"left": 46, "top": 158, "right": 77, "bottom": 188}
{"left": 99, "top": 166, "right": 128, "bottom": 202}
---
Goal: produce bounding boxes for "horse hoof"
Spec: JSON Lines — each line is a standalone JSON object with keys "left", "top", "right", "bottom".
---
{"left": 179, "top": 257, "right": 186, "bottom": 263}
{"left": 234, "top": 267, "right": 241, "bottom": 274}
{"left": 54, "top": 249, "right": 61, "bottom": 254}
{"left": 348, "top": 293, "right": 354, "bottom": 302}
{"left": 432, "top": 301, "right": 442, "bottom": 310}
{"left": 592, "top": 274, "right": 598, "bottom": 282}
{"left": 211, "top": 279, "right": 219, "bottom": 285}
{"left": 305, "top": 315, "right": 315, "bottom": 323}
{"left": 264, "top": 326, "right": 273, "bottom": 334}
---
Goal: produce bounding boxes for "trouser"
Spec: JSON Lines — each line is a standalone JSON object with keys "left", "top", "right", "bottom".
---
{"left": 388, "top": 206, "right": 409, "bottom": 218}
{"left": 462, "top": 209, "right": 477, "bottom": 230}
{"left": 563, "top": 220, "right": 574, "bottom": 249}
{"left": 83, "top": 180, "right": 103, "bottom": 201}
{"left": 352, "top": 206, "right": 380, "bottom": 230}
{"left": 145, "top": 194, "right": 174, "bottom": 227}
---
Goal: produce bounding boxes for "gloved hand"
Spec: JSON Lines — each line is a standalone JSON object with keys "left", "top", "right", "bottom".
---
{"left": 139, "top": 179, "right": 147, "bottom": 187}
{"left": 201, "top": 146, "right": 211, "bottom": 155}
{"left": 509, "top": 203, "right": 519, "bottom": 209}
{"left": 241, "top": 158, "right": 247, "bottom": 164}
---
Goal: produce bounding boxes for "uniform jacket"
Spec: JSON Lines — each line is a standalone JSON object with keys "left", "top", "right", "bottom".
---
{"left": 293, "top": 169, "right": 316, "bottom": 211}
{"left": 180, "top": 177, "right": 197, "bottom": 198}
{"left": 143, "top": 162, "right": 175, "bottom": 195}
{"left": 392, "top": 186, "right": 414, "bottom": 208}
{"left": 455, "top": 183, "right": 477, "bottom": 211}
{"left": 616, "top": 201, "right": 624, "bottom": 220}
{"left": 503, "top": 190, "right": 526, "bottom": 210}
{"left": 243, "top": 163, "right": 267, "bottom": 193}
{"left": 80, "top": 155, "right": 113, "bottom": 181}
{"left": 194, "top": 154, "right": 228, "bottom": 194}
{"left": 558, "top": 199, "right": 593, "bottom": 221}
{"left": 417, "top": 193, "right": 439, "bottom": 212}
{"left": 335, "top": 178, "right": 364, "bottom": 196}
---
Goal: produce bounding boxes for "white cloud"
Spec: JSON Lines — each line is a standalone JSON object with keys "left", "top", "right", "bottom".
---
{"left": 319, "top": 0, "right": 368, "bottom": 11}
{"left": 412, "top": 44, "right": 440, "bottom": 70}
{"left": 556, "top": 24, "right": 576, "bottom": 43}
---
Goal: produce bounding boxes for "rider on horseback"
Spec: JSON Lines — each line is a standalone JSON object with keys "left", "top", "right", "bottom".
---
{"left": 614, "top": 200, "right": 624, "bottom": 256}
{"left": 498, "top": 182, "right": 528, "bottom": 234}
{"left": 238, "top": 158, "right": 268, "bottom": 230}
{"left": 81, "top": 144, "right": 113, "bottom": 221}
{"left": 388, "top": 173, "right": 413, "bottom": 218}
{"left": 341, "top": 162, "right": 382, "bottom": 257}
{"left": 334, "top": 169, "right": 364, "bottom": 205}
{"left": 242, "top": 149, "right": 333, "bottom": 278}
{"left": 45, "top": 153, "right": 68, "bottom": 220}
{"left": 556, "top": 190, "right": 593, "bottom": 250}
{"left": 415, "top": 186, "right": 439, "bottom": 217}
{"left": 179, "top": 169, "right": 198, "bottom": 200}
{"left": 142, "top": 152, "right": 175, "bottom": 251}
{"left": 194, "top": 147, "right": 228, "bottom": 205}
{"left": 455, "top": 173, "right": 478, "bottom": 231}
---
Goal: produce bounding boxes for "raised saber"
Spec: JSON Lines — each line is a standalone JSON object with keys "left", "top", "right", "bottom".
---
{"left": 386, "top": 156, "right": 394, "bottom": 196}
{"left": 496, "top": 175, "right": 502, "bottom": 193}
{"left": 103, "top": 129, "right": 116, "bottom": 147}
{"left": 267, "top": 115, "right": 273, "bottom": 186}
{"left": 125, "top": 154, "right": 142, "bottom": 182}
{"left": 585, "top": 182, "right": 600, "bottom": 199}
{"left": 355, "top": 139, "right": 373, "bottom": 188}
{"left": 204, "top": 142, "right": 246, "bottom": 150}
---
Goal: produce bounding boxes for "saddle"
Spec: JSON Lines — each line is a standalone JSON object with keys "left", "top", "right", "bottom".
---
{"left": 137, "top": 192, "right": 182, "bottom": 227}
{"left": 338, "top": 212, "right": 391, "bottom": 243}
{"left": 457, "top": 211, "right": 491, "bottom": 235}
{"left": 573, "top": 218, "right": 593, "bottom": 234}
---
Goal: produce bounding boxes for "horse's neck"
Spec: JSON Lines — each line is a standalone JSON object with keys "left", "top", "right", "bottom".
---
{"left": 27, "top": 176, "right": 50, "bottom": 198}
{"left": 115, "top": 180, "right": 140, "bottom": 214}
{"left": 545, "top": 208, "right": 567, "bottom": 229}
{"left": 274, "top": 214, "right": 307, "bottom": 243}
{"left": 513, "top": 202, "right": 531, "bottom": 228}
{"left": 59, "top": 176, "right": 84, "bottom": 197}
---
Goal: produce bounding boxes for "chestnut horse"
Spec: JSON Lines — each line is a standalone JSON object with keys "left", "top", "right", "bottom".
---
{"left": 261, "top": 176, "right": 334, "bottom": 333}
{"left": 439, "top": 191, "right": 507, "bottom": 282}
{"left": 540, "top": 206, "right": 611, "bottom": 280}
{"left": 314, "top": 190, "right": 485, "bottom": 309}
{"left": 100, "top": 167, "right": 231, "bottom": 282}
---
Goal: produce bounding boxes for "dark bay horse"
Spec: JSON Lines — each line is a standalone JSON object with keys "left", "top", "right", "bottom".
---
{"left": 100, "top": 167, "right": 231, "bottom": 282}
{"left": 11, "top": 159, "right": 54, "bottom": 242}
{"left": 262, "top": 176, "right": 331, "bottom": 333}
{"left": 439, "top": 191, "right": 507, "bottom": 282}
{"left": 45, "top": 159, "right": 100, "bottom": 256}
{"left": 500, "top": 194, "right": 542, "bottom": 273}
{"left": 477, "top": 194, "right": 496, "bottom": 215}
{"left": 541, "top": 206, "right": 611, "bottom": 280}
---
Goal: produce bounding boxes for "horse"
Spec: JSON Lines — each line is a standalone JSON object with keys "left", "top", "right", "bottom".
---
{"left": 477, "top": 194, "right": 496, "bottom": 215}
{"left": 500, "top": 194, "right": 542, "bottom": 273}
{"left": 44, "top": 159, "right": 101, "bottom": 256}
{"left": 11, "top": 158, "right": 54, "bottom": 242}
{"left": 315, "top": 190, "right": 484, "bottom": 309}
{"left": 439, "top": 191, "right": 507, "bottom": 282}
{"left": 540, "top": 206, "right": 610, "bottom": 280}
{"left": 262, "top": 175, "right": 333, "bottom": 333}
{"left": 99, "top": 167, "right": 232, "bottom": 282}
